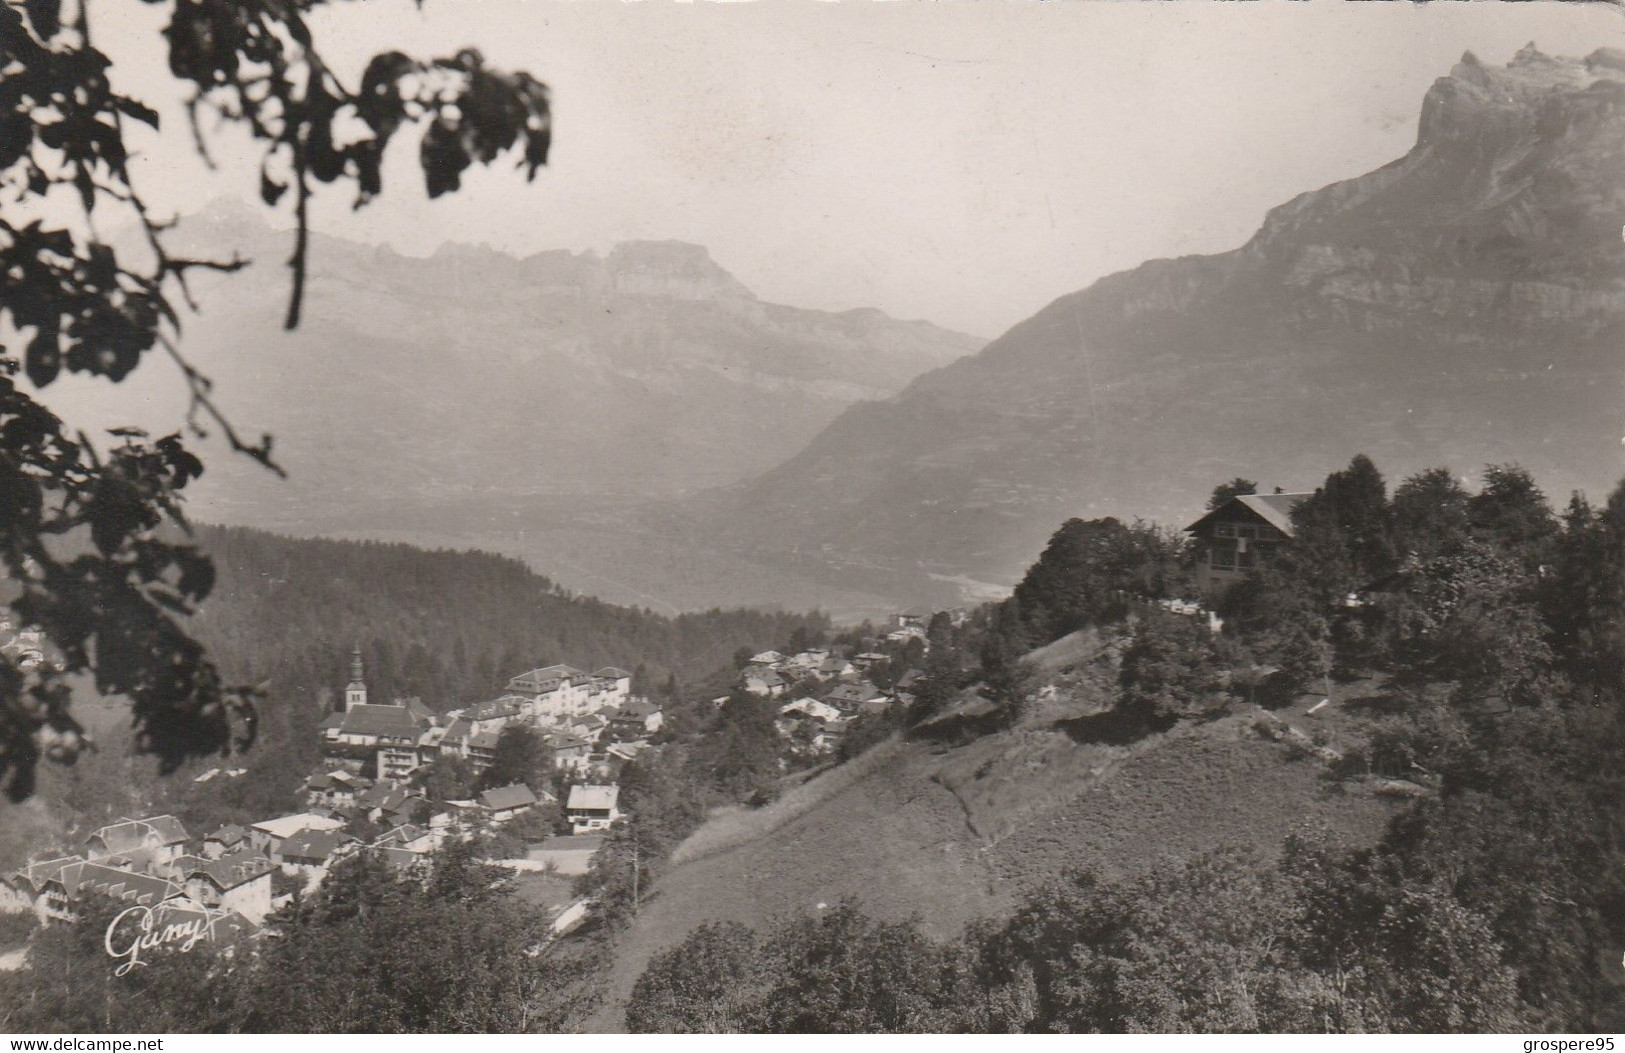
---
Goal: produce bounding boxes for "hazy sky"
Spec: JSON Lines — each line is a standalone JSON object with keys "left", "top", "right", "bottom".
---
{"left": 97, "top": 0, "right": 1622, "bottom": 338}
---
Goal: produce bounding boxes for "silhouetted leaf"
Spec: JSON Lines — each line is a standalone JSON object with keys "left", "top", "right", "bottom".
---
{"left": 24, "top": 0, "right": 59, "bottom": 39}
{"left": 24, "top": 327, "right": 59, "bottom": 387}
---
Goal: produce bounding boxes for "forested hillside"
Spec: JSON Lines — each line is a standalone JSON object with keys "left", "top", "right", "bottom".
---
{"left": 189, "top": 524, "right": 827, "bottom": 710}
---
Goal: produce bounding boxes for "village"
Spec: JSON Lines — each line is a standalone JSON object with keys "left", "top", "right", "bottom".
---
{"left": 0, "top": 607, "right": 959, "bottom": 955}
{"left": 0, "top": 488, "right": 1333, "bottom": 956}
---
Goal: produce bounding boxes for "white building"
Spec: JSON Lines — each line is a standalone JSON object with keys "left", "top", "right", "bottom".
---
{"left": 248, "top": 813, "right": 345, "bottom": 857}
{"left": 507, "top": 664, "right": 632, "bottom": 721}
{"left": 565, "top": 784, "right": 621, "bottom": 834}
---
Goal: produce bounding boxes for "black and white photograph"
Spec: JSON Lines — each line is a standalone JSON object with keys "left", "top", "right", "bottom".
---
{"left": 0, "top": 0, "right": 1622, "bottom": 1037}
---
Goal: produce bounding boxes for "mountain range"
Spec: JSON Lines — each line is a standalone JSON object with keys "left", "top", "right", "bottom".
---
{"left": 679, "top": 45, "right": 1625, "bottom": 594}
{"left": 103, "top": 46, "right": 1625, "bottom": 617}
{"left": 148, "top": 204, "right": 980, "bottom": 533}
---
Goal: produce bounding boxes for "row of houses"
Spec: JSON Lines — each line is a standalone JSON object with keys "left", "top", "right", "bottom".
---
{"left": 317, "top": 654, "right": 663, "bottom": 783}
{"left": 738, "top": 608, "right": 964, "bottom": 701}
{"left": 0, "top": 652, "right": 668, "bottom": 961}
{"left": 3, "top": 815, "right": 275, "bottom": 933}
{"left": 772, "top": 675, "right": 917, "bottom": 755}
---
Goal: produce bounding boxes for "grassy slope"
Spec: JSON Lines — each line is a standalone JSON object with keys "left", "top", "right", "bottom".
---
{"left": 584, "top": 637, "right": 1401, "bottom": 1031}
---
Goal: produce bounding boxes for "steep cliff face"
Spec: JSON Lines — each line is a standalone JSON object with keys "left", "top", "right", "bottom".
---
{"left": 150, "top": 210, "right": 981, "bottom": 532}
{"left": 700, "top": 48, "right": 1625, "bottom": 591}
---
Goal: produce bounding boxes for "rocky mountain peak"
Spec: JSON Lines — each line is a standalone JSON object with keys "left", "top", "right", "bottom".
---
{"left": 1421, "top": 45, "right": 1620, "bottom": 147}
{"left": 602, "top": 240, "right": 756, "bottom": 301}
{"left": 696, "top": 46, "right": 1625, "bottom": 602}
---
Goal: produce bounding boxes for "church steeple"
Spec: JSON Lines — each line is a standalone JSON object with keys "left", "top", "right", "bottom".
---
{"left": 345, "top": 646, "right": 368, "bottom": 710}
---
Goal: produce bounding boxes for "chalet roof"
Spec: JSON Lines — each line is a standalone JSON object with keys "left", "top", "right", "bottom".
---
{"left": 250, "top": 813, "right": 343, "bottom": 841}
{"left": 619, "top": 698, "right": 660, "bottom": 717}
{"left": 566, "top": 784, "right": 619, "bottom": 812}
{"left": 376, "top": 789, "right": 425, "bottom": 814}
{"left": 480, "top": 784, "right": 538, "bottom": 812}
{"left": 402, "top": 697, "right": 436, "bottom": 722}
{"left": 511, "top": 664, "right": 585, "bottom": 685}
{"left": 84, "top": 815, "right": 190, "bottom": 855}
{"left": 7, "top": 855, "right": 83, "bottom": 892}
{"left": 1185, "top": 492, "right": 1312, "bottom": 538}
{"left": 781, "top": 698, "right": 842, "bottom": 723}
{"left": 1236, "top": 492, "right": 1312, "bottom": 534}
{"left": 899, "top": 606, "right": 933, "bottom": 618}
{"left": 188, "top": 851, "right": 273, "bottom": 891}
{"left": 140, "top": 898, "right": 259, "bottom": 947}
{"left": 204, "top": 824, "right": 247, "bottom": 847}
{"left": 593, "top": 667, "right": 633, "bottom": 679}
{"left": 545, "top": 731, "right": 591, "bottom": 751}
{"left": 318, "top": 712, "right": 346, "bottom": 731}
{"left": 59, "top": 861, "right": 181, "bottom": 906}
{"left": 277, "top": 829, "right": 352, "bottom": 865}
{"left": 372, "top": 825, "right": 426, "bottom": 847}
{"left": 467, "top": 698, "right": 524, "bottom": 722}
{"left": 337, "top": 703, "right": 427, "bottom": 739}
{"left": 468, "top": 730, "right": 502, "bottom": 750}
{"left": 827, "top": 681, "right": 884, "bottom": 704}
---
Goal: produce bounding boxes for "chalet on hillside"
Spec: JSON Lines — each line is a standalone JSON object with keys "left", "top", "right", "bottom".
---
{"left": 565, "top": 784, "right": 621, "bottom": 834}
{"left": 479, "top": 783, "right": 539, "bottom": 824}
{"left": 180, "top": 852, "right": 275, "bottom": 924}
{"left": 83, "top": 816, "right": 190, "bottom": 867}
{"left": 1185, "top": 491, "right": 1311, "bottom": 595}
{"left": 202, "top": 824, "right": 249, "bottom": 859}
{"left": 825, "top": 680, "right": 886, "bottom": 713}
{"left": 275, "top": 829, "right": 356, "bottom": 879}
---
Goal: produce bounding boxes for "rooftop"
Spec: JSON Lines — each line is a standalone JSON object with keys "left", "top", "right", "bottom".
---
{"left": 250, "top": 813, "right": 344, "bottom": 840}
{"left": 187, "top": 850, "right": 274, "bottom": 890}
{"left": 205, "top": 824, "right": 247, "bottom": 846}
{"left": 6, "top": 855, "right": 83, "bottom": 892}
{"left": 59, "top": 861, "right": 181, "bottom": 906}
{"left": 84, "top": 815, "right": 190, "bottom": 854}
{"left": 1186, "top": 491, "right": 1313, "bottom": 537}
{"left": 277, "top": 829, "right": 353, "bottom": 865}
{"left": 510, "top": 664, "right": 586, "bottom": 686}
{"left": 566, "top": 784, "right": 620, "bottom": 811}
{"left": 336, "top": 703, "right": 428, "bottom": 739}
{"left": 480, "top": 784, "right": 539, "bottom": 812}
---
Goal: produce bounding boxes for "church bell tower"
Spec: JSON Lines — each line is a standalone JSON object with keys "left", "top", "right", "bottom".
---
{"left": 345, "top": 646, "right": 368, "bottom": 709}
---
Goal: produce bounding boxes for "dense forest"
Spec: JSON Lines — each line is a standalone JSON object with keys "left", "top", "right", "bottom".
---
{"left": 191, "top": 524, "right": 831, "bottom": 708}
